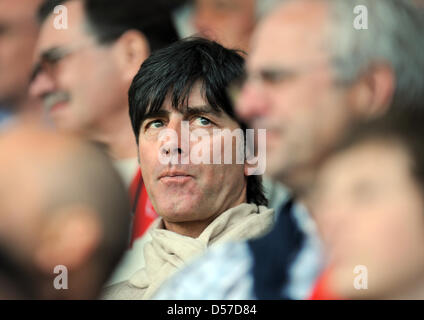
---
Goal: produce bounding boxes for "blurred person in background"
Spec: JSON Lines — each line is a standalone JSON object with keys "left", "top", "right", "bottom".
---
{"left": 312, "top": 109, "right": 424, "bottom": 300}
{"left": 174, "top": 0, "right": 280, "bottom": 52}
{"left": 0, "top": 122, "right": 130, "bottom": 299}
{"left": 0, "top": 0, "right": 43, "bottom": 128}
{"left": 102, "top": 38, "right": 273, "bottom": 300}
{"left": 29, "top": 0, "right": 179, "bottom": 285}
{"left": 154, "top": 0, "right": 424, "bottom": 300}
{"left": 191, "top": 0, "right": 256, "bottom": 52}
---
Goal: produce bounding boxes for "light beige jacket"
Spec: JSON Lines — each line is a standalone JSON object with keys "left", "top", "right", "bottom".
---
{"left": 102, "top": 203, "right": 274, "bottom": 300}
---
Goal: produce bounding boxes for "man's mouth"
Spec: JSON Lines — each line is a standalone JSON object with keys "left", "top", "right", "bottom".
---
{"left": 49, "top": 101, "right": 68, "bottom": 113}
{"left": 158, "top": 170, "right": 194, "bottom": 184}
{"left": 43, "top": 92, "right": 70, "bottom": 114}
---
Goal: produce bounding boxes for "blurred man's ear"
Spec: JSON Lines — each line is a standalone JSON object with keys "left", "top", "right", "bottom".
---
{"left": 347, "top": 63, "right": 395, "bottom": 119}
{"left": 244, "top": 130, "right": 267, "bottom": 176}
{"left": 34, "top": 206, "right": 102, "bottom": 274}
{"left": 113, "top": 30, "right": 151, "bottom": 83}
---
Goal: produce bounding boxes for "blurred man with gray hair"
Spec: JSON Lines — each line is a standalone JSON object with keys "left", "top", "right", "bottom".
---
{"left": 154, "top": 0, "right": 424, "bottom": 300}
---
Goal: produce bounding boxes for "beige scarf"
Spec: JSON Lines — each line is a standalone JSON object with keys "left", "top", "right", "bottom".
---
{"left": 129, "top": 203, "right": 274, "bottom": 299}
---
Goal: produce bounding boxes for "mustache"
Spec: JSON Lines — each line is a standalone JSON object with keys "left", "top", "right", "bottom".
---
{"left": 43, "top": 92, "right": 71, "bottom": 112}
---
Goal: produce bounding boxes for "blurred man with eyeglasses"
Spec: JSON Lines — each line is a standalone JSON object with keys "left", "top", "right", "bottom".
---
{"left": 29, "top": 0, "right": 180, "bottom": 285}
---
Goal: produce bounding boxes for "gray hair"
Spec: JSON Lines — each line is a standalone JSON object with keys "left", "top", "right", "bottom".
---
{"left": 262, "top": 0, "right": 424, "bottom": 108}
{"left": 327, "top": 0, "right": 424, "bottom": 108}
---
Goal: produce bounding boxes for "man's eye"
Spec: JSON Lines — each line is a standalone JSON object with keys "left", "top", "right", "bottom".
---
{"left": 261, "top": 70, "right": 292, "bottom": 84}
{"left": 194, "top": 117, "right": 212, "bottom": 126}
{"left": 147, "top": 120, "right": 164, "bottom": 129}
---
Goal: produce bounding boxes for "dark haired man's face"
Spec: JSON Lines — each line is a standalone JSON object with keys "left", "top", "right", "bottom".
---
{"left": 312, "top": 142, "right": 424, "bottom": 299}
{"left": 30, "top": 0, "right": 128, "bottom": 136}
{"left": 138, "top": 83, "right": 248, "bottom": 236}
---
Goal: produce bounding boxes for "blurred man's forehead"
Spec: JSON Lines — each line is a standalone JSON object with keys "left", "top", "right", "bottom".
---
{"left": 0, "top": 0, "right": 40, "bottom": 21}
{"left": 248, "top": 0, "right": 329, "bottom": 70}
{"left": 320, "top": 142, "right": 412, "bottom": 191}
{"left": 37, "top": 0, "right": 89, "bottom": 49}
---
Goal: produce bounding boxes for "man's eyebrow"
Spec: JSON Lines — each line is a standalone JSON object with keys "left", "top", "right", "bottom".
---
{"left": 182, "top": 105, "right": 222, "bottom": 118}
{"left": 29, "top": 48, "right": 61, "bottom": 82}
{"left": 0, "top": 23, "right": 9, "bottom": 34}
{"left": 141, "top": 110, "right": 170, "bottom": 123}
{"left": 40, "top": 47, "right": 65, "bottom": 61}
{"left": 141, "top": 105, "right": 222, "bottom": 123}
{"left": 30, "top": 63, "right": 42, "bottom": 83}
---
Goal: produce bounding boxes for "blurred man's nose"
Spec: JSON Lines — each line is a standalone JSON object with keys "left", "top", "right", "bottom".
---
{"left": 236, "top": 82, "right": 269, "bottom": 123}
{"left": 29, "top": 72, "right": 56, "bottom": 99}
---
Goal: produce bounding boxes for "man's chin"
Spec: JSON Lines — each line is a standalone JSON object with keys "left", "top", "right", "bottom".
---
{"left": 50, "top": 114, "right": 89, "bottom": 135}
{"left": 155, "top": 199, "right": 199, "bottom": 219}
{"left": 159, "top": 210, "right": 200, "bottom": 225}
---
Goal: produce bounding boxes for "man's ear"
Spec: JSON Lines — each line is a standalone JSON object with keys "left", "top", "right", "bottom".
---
{"left": 347, "top": 63, "right": 396, "bottom": 118}
{"left": 112, "top": 30, "right": 150, "bottom": 83}
{"left": 34, "top": 206, "right": 102, "bottom": 275}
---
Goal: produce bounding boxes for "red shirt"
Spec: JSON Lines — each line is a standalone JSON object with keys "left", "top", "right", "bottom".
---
{"left": 309, "top": 268, "right": 341, "bottom": 300}
{"left": 128, "top": 168, "right": 158, "bottom": 247}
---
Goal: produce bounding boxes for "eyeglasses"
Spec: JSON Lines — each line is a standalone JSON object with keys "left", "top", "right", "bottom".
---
{"left": 30, "top": 42, "right": 95, "bottom": 82}
{"left": 227, "top": 63, "right": 328, "bottom": 104}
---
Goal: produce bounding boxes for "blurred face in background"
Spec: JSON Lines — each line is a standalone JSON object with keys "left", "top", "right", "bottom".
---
{"left": 30, "top": 0, "right": 130, "bottom": 136}
{"left": 235, "top": 1, "right": 357, "bottom": 191}
{"left": 313, "top": 141, "right": 424, "bottom": 299}
{"left": 192, "top": 0, "right": 256, "bottom": 52}
{"left": 0, "top": 0, "right": 41, "bottom": 111}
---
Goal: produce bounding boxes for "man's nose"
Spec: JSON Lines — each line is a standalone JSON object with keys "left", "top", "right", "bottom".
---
{"left": 29, "top": 72, "right": 56, "bottom": 99}
{"left": 161, "top": 118, "right": 190, "bottom": 156}
{"left": 235, "top": 82, "right": 270, "bottom": 123}
{"left": 161, "top": 145, "right": 183, "bottom": 156}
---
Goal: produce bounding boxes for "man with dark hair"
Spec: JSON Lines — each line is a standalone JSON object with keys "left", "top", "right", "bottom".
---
{"left": 154, "top": 0, "right": 424, "bottom": 300}
{"left": 102, "top": 38, "right": 274, "bottom": 300}
{"left": 29, "top": 0, "right": 179, "bottom": 284}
